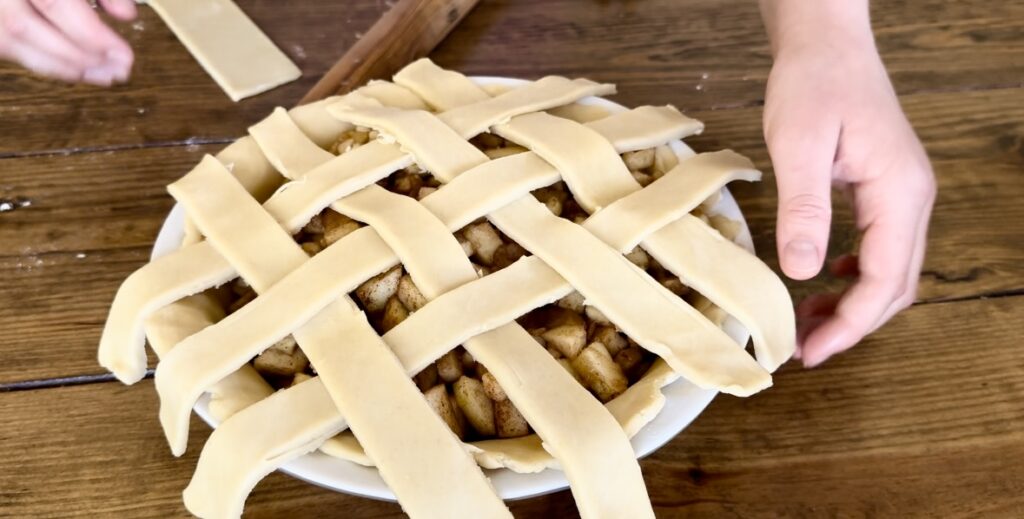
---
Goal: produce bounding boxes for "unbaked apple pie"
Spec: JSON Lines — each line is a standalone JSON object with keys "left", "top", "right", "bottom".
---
{"left": 98, "top": 59, "right": 794, "bottom": 519}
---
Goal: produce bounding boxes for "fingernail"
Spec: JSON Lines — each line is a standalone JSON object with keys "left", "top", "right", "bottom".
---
{"left": 107, "top": 48, "right": 132, "bottom": 64}
{"left": 84, "top": 67, "right": 112, "bottom": 85}
{"left": 113, "top": 66, "right": 129, "bottom": 83}
{"left": 785, "top": 240, "right": 820, "bottom": 274}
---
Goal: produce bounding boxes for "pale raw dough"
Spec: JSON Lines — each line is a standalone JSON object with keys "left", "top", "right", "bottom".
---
{"left": 162, "top": 116, "right": 675, "bottom": 518}
{"left": 320, "top": 431, "right": 373, "bottom": 467}
{"left": 546, "top": 102, "right": 613, "bottom": 124}
{"left": 142, "top": 293, "right": 273, "bottom": 422}
{"left": 494, "top": 109, "right": 794, "bottom": 373}
{"left": 326, "top": 359, "right": 684, "bottom": 474}
{"left": 156, "top": 98, "right": 655, "bottom": 517}
{"left": 487, "top": 197, "right": 770, "bottom": 396}
{"left": 335, "top": 186, "right": 656, "bottom": 518}
{"left": 582, "top": 151, "right": 762, "bottom": 252}
{"left": 292, "top": 301, "right": 512, "bottom": 519}
{"left": 147, "top": 0, "right": 301, "bottom": 101}
{"left": 249, "top": 107, "right": 336, "bottom": 179}
{"left": 99, "top": 58, "right": 798, "bottom": 519}
{"left": 439, "top": 76, "right": 616, "bottom": 138}
{"left": 169, "top": 156, "right": 510, "bottom": 517}
{"left": 583, "top": 105, "right": 704, "bottom": 153}
{"left": 383, "top": 256, "right": 571, "bottom": 373}
{"left": 99, "top": 142, "right": 410, "bottom": 385}
{"left": 154, "top": 103, "right": 769, "bottom": 443}
{"left": 98, "top": 241, "right": 234, "bottom": 383}
{"left": 393, "top": 58, "right": 492, "bottom": 111}
{"left": 334, "top": 102, "right": 771, "bottom": 394}
{"left": 183, "top": 377, "right": 347, "bottom": 519}
{"left": 163, "top": 94, "right": 772, "bottom": 519}
{"left": 181, "top": 98, "right": 346, "bottom": 245}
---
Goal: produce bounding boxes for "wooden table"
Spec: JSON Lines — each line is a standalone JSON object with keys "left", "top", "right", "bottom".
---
{"left": 2, "top": 1, "right": 1022, "bottom": 517}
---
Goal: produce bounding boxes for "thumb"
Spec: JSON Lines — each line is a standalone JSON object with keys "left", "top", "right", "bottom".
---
{"left": 765, "top": 113, "right": 839, "bottom": 281}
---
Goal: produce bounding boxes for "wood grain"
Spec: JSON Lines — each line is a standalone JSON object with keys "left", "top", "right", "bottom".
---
{"left": 0, "top": 144, "right": 221, "bottom": 384}
{"left": 1, "top": 0, "right": 1022, "bottom": 516}
{"left": 2, "top": 87, "right": 1021, "bottom": 384}
{"left": 430, "top": 0, "right": 1024, "bottom": 110}
{"left": 0, "top": 379, "right": 577, "bottom": 518}
{"left": 1, "top": 0, "right": 1022, "bottom": 154}
{"left": 1, "top": 296, "right": 1020, "bottom": 517}
{"left": 642, "top": 294, "right": 1024, "bottom": 518}
{"left": 300, "top": 0, "right": 481, "bottom": 103}
{"left": 0, "top": 0, "right": 389, "bottom": 156}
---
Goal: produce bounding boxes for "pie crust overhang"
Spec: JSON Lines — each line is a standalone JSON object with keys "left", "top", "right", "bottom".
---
{"left": 97, "top": 59, "right": 795, "bottom": 519}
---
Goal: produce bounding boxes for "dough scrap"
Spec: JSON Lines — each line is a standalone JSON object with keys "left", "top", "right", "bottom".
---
{"left": 147, "top": 0, "right": 301, "bottom": 101}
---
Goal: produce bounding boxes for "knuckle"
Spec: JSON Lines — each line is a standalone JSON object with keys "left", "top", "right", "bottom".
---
{"left": 862, "top": 268, "right": 907, "bottom": 301}
{"left": 904, "top": 162, "right": 937, "bottom": 203}
{"left": 875, "top": 275, "right": 913, "bottom": 308}
{"left": 783, "top": 193, "right": 832, "bottom": 223}
{"left": 898, "top": 296, "right": 914, "bottom": 311}
{"left": 897, "top": 281, "right": 919, "bottom": 309}
{"left": 907, "top": 173, "right": 936, "bottom": 202}
{"left": 892, "top": 280, "right": 911, "bottom": 303}
{"left": 921, "top": 174, "right": 937, "bottom": 202}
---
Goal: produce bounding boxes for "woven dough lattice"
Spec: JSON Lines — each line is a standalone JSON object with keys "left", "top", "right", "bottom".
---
{"left": 98, "top": 59, "right": 794, "bottom": 519}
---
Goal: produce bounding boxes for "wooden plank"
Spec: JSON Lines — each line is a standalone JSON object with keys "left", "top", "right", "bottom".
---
{"left": 1, "top": 87, "right": 1020, "bottom": 383}
{"left": 0, "top": 379, "right": 578, "bottom": 518}
{"left": 644, "top": 294, "right": 1024, "bottom": 517}
{"left": 1, "top": 295, "right": 1020, "bottom": 517}
{"left": 0, "top": 247, "right": 159, "bottom": 384}
{"left": 1, "top": 0, "right": 1022, "bottom": 155}
{"left": 0, "top": 144, "right": 220, "bottom": 254}
{"left": 0, "top": 0, "right": 389, "bottom": 155}
{"left": 0, "top": 144, "right": 219, "bottom": 384}
{"left": 431, "top": 0, "right": 1024, "bottom": 111}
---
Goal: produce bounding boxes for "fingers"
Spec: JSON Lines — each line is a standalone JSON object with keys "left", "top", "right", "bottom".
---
{"left": 794, "top": 293, "right": 842, "bottom": 360}
{"left": 800, "top": 176, "right": 926, "bottom": 368}
{"left": 765, "top": 104, "right": 840, "bottom": 281}
{"left": 29, "top": 0, "right": 133, "bottom": 80}
{"left": 99, "top": 0, "right": 137, "bottom": 21}
{"left": 794, "top": 254, "right": 859, "bottom": 359}
{"left": 4, "top": 39, "right": 81, "bottom": 81}
{"left": 869, "top": 177, "right": 934, "bottom": 333}
{"left": 2, "top": 1, "right": 100, "bottom": 69}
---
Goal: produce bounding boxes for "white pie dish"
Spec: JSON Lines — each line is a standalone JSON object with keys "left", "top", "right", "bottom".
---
{"left": 152, "top": 76, "right": 754, "bottom": 502}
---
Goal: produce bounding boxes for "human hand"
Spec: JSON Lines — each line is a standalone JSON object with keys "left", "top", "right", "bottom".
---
{"left": 0, "top": 0, "right": 136, "bottom": 85}
{"left": 760, "top": 0, "right": 936, "bottom": 367}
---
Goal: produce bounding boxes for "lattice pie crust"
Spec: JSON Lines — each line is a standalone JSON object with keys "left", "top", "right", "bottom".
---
{"left": 98, "top": 59, "right": 794, "bottom": 519}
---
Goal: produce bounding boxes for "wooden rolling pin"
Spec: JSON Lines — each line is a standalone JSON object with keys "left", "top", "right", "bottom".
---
{"left": 299, "top": 0, "right": 481, "bottom": 104}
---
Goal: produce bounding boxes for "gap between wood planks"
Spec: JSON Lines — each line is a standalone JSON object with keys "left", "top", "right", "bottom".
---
{"left": 0, "top": 370, "right": 152, "bottom": 392}
{"left": 0, "top": 138, "right": 234, "bottom": 160}
{"left": 0, "top": 245, "right": 149, "bottom": 262}
{"left": 4, "top": 291, "right": 1022, "bottom": 393}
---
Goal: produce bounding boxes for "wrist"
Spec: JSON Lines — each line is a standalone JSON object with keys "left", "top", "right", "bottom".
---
{"left": 760, "top": 0, "right": 877, "bottom": 59}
